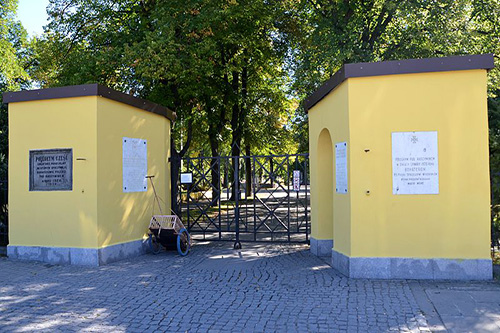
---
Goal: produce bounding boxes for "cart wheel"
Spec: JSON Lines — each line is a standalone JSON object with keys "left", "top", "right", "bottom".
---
{"left": 148, "top": 234, "right": 161, "bottom": 255}
{"left": 177, "top": 228, "right": 190, "bottom": 256}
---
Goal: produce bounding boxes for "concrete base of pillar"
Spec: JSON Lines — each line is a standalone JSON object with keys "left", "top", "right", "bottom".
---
{"left": 310, "top": 237, "right": 333, "bottom": 257}
{"left": 7, "top": 239, "right": 148, "bottom": 266}
{"left": 331, "top": 248, "right": 492, "bottom": 280}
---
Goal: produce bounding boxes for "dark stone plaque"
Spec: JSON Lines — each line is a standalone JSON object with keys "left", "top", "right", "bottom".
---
{"left": 29, "top": 149, "right": 73, "bottom": 191}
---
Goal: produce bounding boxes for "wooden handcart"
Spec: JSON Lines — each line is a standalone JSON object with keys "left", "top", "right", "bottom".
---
{"left": 146, "top": 176, "right": 191, "bottom": 256}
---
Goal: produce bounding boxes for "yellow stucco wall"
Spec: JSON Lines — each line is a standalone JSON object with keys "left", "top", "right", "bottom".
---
{"left": 348, "top": 69, "right": 490, "bottom": 259}
{"left": 308, "top": 82, "right": 352, "bottom": 256}
{"left": 96, "top": 97, "right": 171, "bottom": 249}
{"left": 315, "top": 129, "right": 334, "bottom": 240}
{"left": 309, "top": 68, "right": 490, "bottom": 260}
{"left": 9, "top": 95, "right": 171, "bottom": 250}
{"left": 9, "top": 97, "right": 99, "bottom": 248}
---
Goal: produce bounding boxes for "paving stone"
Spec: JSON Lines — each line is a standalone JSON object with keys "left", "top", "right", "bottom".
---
{"left": 0, "top": 242, "right": 497, "bottom": 332}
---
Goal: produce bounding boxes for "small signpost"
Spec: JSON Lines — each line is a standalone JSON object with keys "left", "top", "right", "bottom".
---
{"left": 293, "top": 170, "right": 301, "bottom": 192}
{"left": 180, "top": 172, "right": 193, "bottom": 184}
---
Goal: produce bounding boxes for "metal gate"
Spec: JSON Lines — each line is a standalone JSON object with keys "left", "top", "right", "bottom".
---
{"left": 175, "top": 153, "right": 310, "bottom": 247}
{"left": 0, "top": 180, "right": 8, "bottom": 248}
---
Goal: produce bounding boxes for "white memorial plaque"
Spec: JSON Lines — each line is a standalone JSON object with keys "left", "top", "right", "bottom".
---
{"left": 392, "top": 131, "right": 439, "bottom": 195}
{"left": 335, "top": 142, "right": 348, "bottom": 194}
{"left": 180, "top": 172, "right": 193, "bottom": 184}
{"left": 123, "top": 137, "right": 147, "bottom": 192}
{"left": 293, "top": 170, "right": 301, "bottom": 192}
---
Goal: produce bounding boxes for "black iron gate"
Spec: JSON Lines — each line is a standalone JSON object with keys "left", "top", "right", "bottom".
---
{"left": 0, "top": 180, "right": 8, "bottom": 248}
{"left": 175, "top": 153, "right": 310, "bottom": 246}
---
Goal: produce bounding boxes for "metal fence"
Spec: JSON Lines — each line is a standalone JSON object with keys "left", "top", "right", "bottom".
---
{"left": 0, "top": 180, "right": 8, "bottom": 247}
{"left": 0, "top": 167, "right": 498, "bottom": 251}
{"left": 491, "top": 172, "right": 500, "bottom": 252}
{"left": 176, "top": 153, "right": 310, "bottom": 247}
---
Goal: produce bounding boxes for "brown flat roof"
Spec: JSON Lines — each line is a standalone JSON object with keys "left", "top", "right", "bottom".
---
{"left": 304, "top": 54, "right": 495, "bottom": 112}
{"left": 2, "top": 84, "right": 176, "bottom": 121}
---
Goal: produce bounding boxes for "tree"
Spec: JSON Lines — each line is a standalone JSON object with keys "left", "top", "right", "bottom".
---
{"left": 34, "top": 0, "right": 297, "bottom": 206}
{"left": 286, "top": 0, "right": 500, "bottom": 162}
{"left": 288, "top": 0, "right": 498, "bottom": 95}
{"left": 0, "top": 0, "right": 30, "bottom": 178}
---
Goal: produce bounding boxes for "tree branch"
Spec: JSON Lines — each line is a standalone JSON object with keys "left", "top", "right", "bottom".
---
{"left": 367, "top": 2, "right": 395, "bottom": 51}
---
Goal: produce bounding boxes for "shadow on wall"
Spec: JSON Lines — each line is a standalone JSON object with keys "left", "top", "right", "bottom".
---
{"left": 95, "top": 113, "right": 168, "bottom": 249}
{"left": 316, "top": 128, "right": 334, "bottom": 240}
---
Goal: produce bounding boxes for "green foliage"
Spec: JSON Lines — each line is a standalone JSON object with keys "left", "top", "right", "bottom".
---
{"left": 32, "top": 0, "right": 297, "bottom": 158}
{"left": 0, "top": 0, "right": 30, "bottom": 179}
{"left": 289, "top": 0, "right": 500, "bottom": 95}
{"left": 33, "top": 1, "right": 500, "bottom": 160}
{"left": 287, "top": 0, "right": 500, "bottom": 163}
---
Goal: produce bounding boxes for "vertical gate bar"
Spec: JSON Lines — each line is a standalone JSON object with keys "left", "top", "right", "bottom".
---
{"left": 178, "top": 157, "right": 183, "bottom": 230}
{"left": 243, "top": 157, "right": 247, "bottom": 233}
{"left": 241, "top": 158, "right": 244, "bottom": 233}
{"left": 245, "top": 157, "right": 248, "bottom": 233}
{"left": 245, "top": 157, "right": 249, "bottom": 234}
{"left": 200, "top": 158, "right": 204, "bottom": 240}
{"left": 305, "top": 156, "right": 309, "bottom": 242}
{"left": 272, "top": 156, "right": 275, "bottom": 242}
{"left": 225, "top": 157, "right": 229, "bottom": 233}
{"left": 186, "top": 157, "right": 189, "bottom": 229}
{"left": 252, "top": 156, "right": 257, "bottom": 242}
{"left": 179, "top": 159, "right": 183, "bottom": 220}
{"left": 287, "top": 155, "right": 291, "bottom": 243}
{"left": 234, "top": 155, "right": 241, "bottom": 249}
{"left": 296, "top": 156, "right": 299, "bottom": 233}
{"left": 268, "top": 156, "right": 272, "bottom": 242}
{"left": 294, "top": 157, "right": 298, "bottom": 236}
{"left": 228, "top": 157, "right": 232, "bottom": 233}
{"left": 229, "top": 157, "right": 232, "bottom": 233}
{"left": 203, "top": 158, "right": 207, "bottom": 240}
{"left": 218, "top": 156, "right": 222, "bottom": 241}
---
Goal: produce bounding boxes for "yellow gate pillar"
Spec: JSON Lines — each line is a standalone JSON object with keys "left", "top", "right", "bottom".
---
{"left": 3, "top": 84, "right": 175, "bottom": 265}
{"left": 309, "top": 128, "right": 334, "bottom": 255}
{"left": 306, "top": 54, "right": 494, "bottom": 280}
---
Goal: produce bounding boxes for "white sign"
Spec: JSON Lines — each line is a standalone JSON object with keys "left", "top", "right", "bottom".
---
{"left": 123, "top": 137, "right": 147, "bottom": 192}
{"left": 392, "top": 131, "right": 439, "bottom": 195}
{"left": 180, "top": 172, "right": 193, "bottom": 184}
{"left": 293, "top": 170, "right": 301, "bottom": 192}
{"left": 335, "top": 142, "right": 348, "bottom": 194}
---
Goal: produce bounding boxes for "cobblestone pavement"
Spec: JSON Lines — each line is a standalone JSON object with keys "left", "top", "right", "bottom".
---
{"left": 0, "top": 242, "right": 499, "bottom": 332}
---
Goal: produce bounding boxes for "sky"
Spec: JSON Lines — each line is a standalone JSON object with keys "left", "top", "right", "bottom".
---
{"left": 16, "top": 0, "right": 50, "bottom": 37}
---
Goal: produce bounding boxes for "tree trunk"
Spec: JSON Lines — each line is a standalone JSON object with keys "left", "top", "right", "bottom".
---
{"left": 170, "top": 145, "right": 181, "bottom": 215}
{"left": 170, "top": 118, "right": 192, "bottom": 215}
{"left": 209, "top": 137, "right": 220, "bottom": 206}
{"left": 230, "top": 70, "right": 241, "bottom": 201}
{"left": 245, "top": 145, "right": 251, "bottom": 197}
{"left": 230, "top": 142, "right": 241, "bottom": 201}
